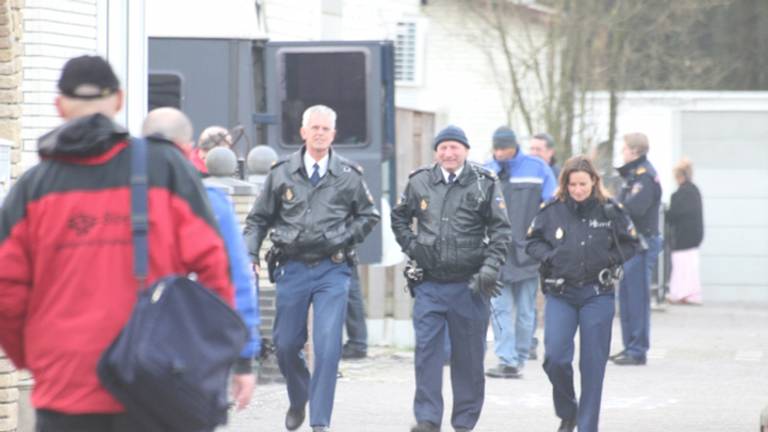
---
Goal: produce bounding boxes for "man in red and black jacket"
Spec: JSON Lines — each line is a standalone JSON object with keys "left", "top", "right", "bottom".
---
{"left": 0, "top": 55, "right": 234, "bottom": 431}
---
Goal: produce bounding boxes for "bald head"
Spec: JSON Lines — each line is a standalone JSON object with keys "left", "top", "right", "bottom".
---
{"left": 142, "top": 107, "right": 194, "bottom": 148}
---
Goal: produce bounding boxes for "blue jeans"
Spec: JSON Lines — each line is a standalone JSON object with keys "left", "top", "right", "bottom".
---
{"left": 273, "top": 259, "right": 351, "bottom": 428}
{"left": 619, "top": 235, "right": 662, "bottom": 360}
{"left": 344, "top": 266, "right": 367, "bottom": 352}
{"left": 544, "top": 284, "right": 615, "bottom": 432}
{"left": 412, "top": 280, "right": 490, "bottom": 430}
{"left": 490, "top": 276, "right": 538, "bottom": 367}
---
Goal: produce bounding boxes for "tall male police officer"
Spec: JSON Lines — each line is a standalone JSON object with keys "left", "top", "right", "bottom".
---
{"left": 484, "top": 126, "right": 556, "bottom": 379}
{"left": 244, "top": 105, "right": 380, "bottom": 432}
{"left": 611, "top": 132, "right": 662, "bottom": 366}
{"left": 392, "top": 126, "right": 512, "bottom": 432}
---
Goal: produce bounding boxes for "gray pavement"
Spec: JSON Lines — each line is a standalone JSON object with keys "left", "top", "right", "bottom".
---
{"left": 220, "top": 302, "right": 768, "bottom": 431}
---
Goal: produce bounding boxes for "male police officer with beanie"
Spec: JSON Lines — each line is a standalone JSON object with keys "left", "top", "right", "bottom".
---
{"left": 392, "top": 125, "right": 512, "bottom": 432}
{"left": 244, "top": 105, "right": 379, "bottom": 432}
{"left": 484, "top": 126, "right": 555, "bottom": 379}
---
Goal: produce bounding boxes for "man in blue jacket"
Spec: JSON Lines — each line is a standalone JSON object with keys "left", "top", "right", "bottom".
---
{"left": 142, "top": 108, "right": 260, "bottom": 408}
{"left": 484, "top": 126, "right": 556, "bottom": 378}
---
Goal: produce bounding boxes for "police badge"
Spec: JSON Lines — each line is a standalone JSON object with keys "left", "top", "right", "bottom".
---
{"left": 284, "top": 187, "right": 294, "bottom": 202}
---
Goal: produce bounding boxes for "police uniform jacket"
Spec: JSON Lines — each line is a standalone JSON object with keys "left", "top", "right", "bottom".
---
{"left": 526, "top": 196, "right": 639, "bottom": 286}
{"left": 244, "top": 148, "right": 380, "bottom": 263}
{"left": 391, "top": 162, "right": 512, "bottom": 282}
{"left": 617, "top": 155, "right": 662, "bottom": 238}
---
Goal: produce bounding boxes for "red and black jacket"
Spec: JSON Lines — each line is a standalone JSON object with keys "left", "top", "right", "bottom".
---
{"left": 0, "top": 114, "right": 234, "bottom": 414}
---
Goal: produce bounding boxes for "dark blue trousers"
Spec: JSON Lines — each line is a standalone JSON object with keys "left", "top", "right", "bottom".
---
{"left": 273, "top": 259, "right": 351, "bottom": 428}
{"left": 344, "top": 266, "right": 368, "bottom": 352}
{"left": 412, "top": 281, "right": 489, "bottom": 430}
{"left": 543, "top": 284, "right": 615, "bottom": 432}
{"left": 619, "top": 235, "right": 661, "bottom": 360}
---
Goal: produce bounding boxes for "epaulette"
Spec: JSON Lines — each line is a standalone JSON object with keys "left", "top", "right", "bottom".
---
{"left": 469, "top": 163, "right": 497, "bottom": 180}
{"left": 269, "top": 157, "right": 290, "bottom": 170}
{"left": 539, "top": 197, "right": 559, "bottom": 210}
{"left": 342, "top": 161, "right": 364, "bottom": 175}
{"left": 408, "top": 165, "right": 432, "bottom": 178}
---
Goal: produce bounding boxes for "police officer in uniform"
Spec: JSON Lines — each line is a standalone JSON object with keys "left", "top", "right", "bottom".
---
{"left": 526, "top": 156, "right": 639, "bottom": 432}
{"left": 391, "top": 125, "right": 512, "bottom": 432}
{"left": 610, "top": 132, "right": 662, "bottom": 366}
{"left": 244, "top": 105, "right": 380, "bottom": 432}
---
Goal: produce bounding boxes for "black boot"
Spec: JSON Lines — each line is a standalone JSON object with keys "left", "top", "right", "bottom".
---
{"left": 557, "top": 418, "right": 576, "bottom": 432}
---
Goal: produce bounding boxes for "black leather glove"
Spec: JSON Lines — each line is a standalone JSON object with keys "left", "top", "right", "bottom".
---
{"left": 468, "top": 265, "right": 502, "bottom": 298}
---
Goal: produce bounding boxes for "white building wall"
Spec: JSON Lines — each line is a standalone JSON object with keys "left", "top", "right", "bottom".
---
{"left": 20, "top": 0, "right": 146, "bottom": 172}
{"left": 265, "top": 0, "right": 420, "bottom": 42}
{"left": 398, "top": 1, "right": 549, "bottom": 163}
{"left": 21, "top": 0, "right": 100, "bottom": 171}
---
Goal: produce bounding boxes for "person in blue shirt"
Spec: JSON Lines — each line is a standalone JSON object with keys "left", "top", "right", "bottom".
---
{"left": 484, "top": 126, "right": 556, "bottom": 378}
{"left": 142, "top": 108, "right": 259, "bottom": 410}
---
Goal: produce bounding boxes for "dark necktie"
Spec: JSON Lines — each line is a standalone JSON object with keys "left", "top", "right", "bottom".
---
{"left": 448, "top": 172, "right": 456, "bottom": 184}
{"left": 310, "top": 163, "right": 321, "bottom": 187}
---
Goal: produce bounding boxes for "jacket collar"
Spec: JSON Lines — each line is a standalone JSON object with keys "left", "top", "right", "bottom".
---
{"left": 431, "top": 162, "right": 472, "bottom": 185}
{"left": 289, "top": 146, "right": 343, "bottom": 177}
{"left": 617, "top": 154, "right": 647, "bottom": 177}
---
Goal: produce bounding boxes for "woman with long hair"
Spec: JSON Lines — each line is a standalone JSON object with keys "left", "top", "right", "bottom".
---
{"left": 526, "top": 155, "right": 640, "bottom": 432}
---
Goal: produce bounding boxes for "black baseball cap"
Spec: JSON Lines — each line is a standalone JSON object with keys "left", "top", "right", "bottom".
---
{"left": 57, "top": 55, "right": 120, "bottom": 99}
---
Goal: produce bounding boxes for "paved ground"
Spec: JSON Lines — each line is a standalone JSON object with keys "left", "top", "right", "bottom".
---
{"left": 220, "top": 302, "right": 768, "bottom": 431}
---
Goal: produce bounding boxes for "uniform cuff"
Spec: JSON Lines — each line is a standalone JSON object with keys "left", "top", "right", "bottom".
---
{"left": 233, "top": 357, "right": 254, "bottom": 374}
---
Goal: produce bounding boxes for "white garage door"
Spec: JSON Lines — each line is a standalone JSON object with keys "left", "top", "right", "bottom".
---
{"left": 681, "top": 111, "right": 768, "bottom": 302}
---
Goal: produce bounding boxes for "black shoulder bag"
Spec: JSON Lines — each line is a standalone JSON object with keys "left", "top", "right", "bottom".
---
{"left": 97, "top": 138, "right": 248, "bottom": 431}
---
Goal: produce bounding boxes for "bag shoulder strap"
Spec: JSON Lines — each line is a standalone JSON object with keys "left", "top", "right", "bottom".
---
{"left": 130, "top": 138, "right": 149, "bottom": 288}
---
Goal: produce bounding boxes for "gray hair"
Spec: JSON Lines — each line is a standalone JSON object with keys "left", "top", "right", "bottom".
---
{"left": 197, "top": 126, "right": 232, "bottom": 151}
{"left": 142, "top": 107, "right": 194, "bottom": 144}
{"left": 623, "top": 132, "right": 650, "bottom": 156}
{"left": 301, "top": 105, "right": 337, "bottom": 129}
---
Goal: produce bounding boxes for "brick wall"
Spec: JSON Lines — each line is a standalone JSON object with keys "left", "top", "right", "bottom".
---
{"left": 0, "top": 0, "right": 22, "bottom": 186}
{"left": 0, "top": 0, "right": 22, "bottom": 430}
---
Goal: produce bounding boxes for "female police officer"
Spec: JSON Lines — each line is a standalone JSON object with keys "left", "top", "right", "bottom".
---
{"left": 525, "top": 156, "right": 639, "bottom": 432}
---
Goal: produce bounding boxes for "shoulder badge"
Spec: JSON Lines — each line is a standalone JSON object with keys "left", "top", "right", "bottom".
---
{"left": 420, "top": 198, "right": 429, "bottom": 211}
{"left": 283, "top": 187, "right": 294, "bottom": 202}
{"left": 636, "top": 166, "right": 647, "bottom": 175}
{"left": 555, "top": 227, "right": 564, "bottom": 240}
{"left": 495, "top": 195, "right": 506, "bottom": 210}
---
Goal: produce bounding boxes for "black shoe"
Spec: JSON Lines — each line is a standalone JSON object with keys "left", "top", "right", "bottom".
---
{"left": 411, "top": 421, "right": 440, "bottom": 432}
{"left": 285, "top": 406, "right": 306, "bottom": 431}
{"left": 485, "top": 364, "right": 522, "bottom": 379}
{"left": 341, "top": 345, "right": 367, "bottom": 360}
{"left": 608, "top": 350, "right": 626, "bottom": 361}
{"left": 611, "top": 353, "right": 646, "bottom": 365}
{"left": 557, "top": 418, "right": 576, "bottom": 432}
